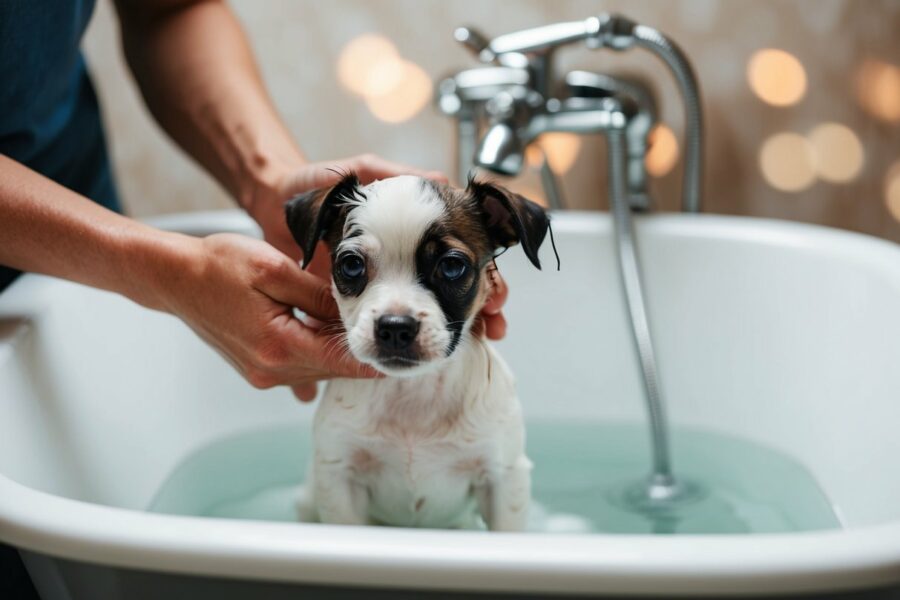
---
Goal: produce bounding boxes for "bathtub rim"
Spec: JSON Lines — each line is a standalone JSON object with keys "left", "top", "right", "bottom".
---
{"left": 4, "top": 472, "right": 900, "bottom": 597}
{"left": 3, "top": 210, "right": 900, "bottom": 596}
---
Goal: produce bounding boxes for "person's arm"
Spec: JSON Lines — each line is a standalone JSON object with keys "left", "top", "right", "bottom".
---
{"left": 112, "top": 0, "right": 508, "bottom": 338}
{"left": 114, "top": 0, "right": 423, "bottom": 255}
{"left": 114, "top": 0, "right": 296, "bottom": 206}
{"left": 0, "top": 154, "right": 377, "bottom": 400}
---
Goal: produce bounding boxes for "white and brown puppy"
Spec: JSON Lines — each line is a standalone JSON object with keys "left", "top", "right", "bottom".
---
{"left": 285, "top": 173, "right": 550, "bottom": 531}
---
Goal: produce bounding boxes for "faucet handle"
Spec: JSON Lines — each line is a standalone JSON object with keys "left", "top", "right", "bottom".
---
{"left": 454, "top": 26, "right": 495, "bottom": 63}
{"left": 486, "top": 17, "right": 605, "bottom": 57}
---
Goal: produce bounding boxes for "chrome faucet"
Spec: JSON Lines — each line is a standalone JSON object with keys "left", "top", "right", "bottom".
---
{"left": 436, "top": 14, "right": 706, "bottom": 511}
{"left": 438, "top": 13, "right": 703, "bottom": 212}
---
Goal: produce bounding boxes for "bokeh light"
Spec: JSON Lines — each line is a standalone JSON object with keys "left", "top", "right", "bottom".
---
{"left": 807, "top": 123, "right": 865, "bottom": 183}
{"left": 511, "top": 183, "right": 548, "bottom": 208}
{"left": 759, "top": 132, "right": 816, "bottom": 192}
{"left": 886, "top": 160, "right": 900, "bottom": 223}
{"left": 337, "top": 34, "right": 401, "bottom": 97}
{"left": 539, "top": 133, "right": 582, "bottom": 174}
{"left": 747, "top": 49, "right": 807, "bottom": 107}
{"left": 525, "top": 145, "right": 543, "bottom": 167}
{"left": 645, "top": 124, "right": 679, "bottom": 177}
{"left": 856, "top": 59, "right": 900, "bottom": 124}
{"left": 338, "top": 34, "right": 432, "bottom": 124}
{"left": 364, "top": 60, "right": 432, "bottom": 123}
{"left": 524, "top": 134, "right": 582, "bottom": 174}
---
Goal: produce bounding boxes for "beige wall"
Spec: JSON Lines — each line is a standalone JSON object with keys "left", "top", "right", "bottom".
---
{"left": 83, "top": 0, "right": 900, "bottom": 242}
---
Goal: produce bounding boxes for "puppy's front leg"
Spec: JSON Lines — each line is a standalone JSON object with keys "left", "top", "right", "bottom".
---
{"left": 313, "top": 459, "right": 370, "bottom": 526}
{"left": 477, "top": 456, "right": 532, "bottom": 532}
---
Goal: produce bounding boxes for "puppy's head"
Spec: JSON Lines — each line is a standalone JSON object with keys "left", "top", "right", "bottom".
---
{"left": 285, "top": 174, "right": 549, "bottom": 377}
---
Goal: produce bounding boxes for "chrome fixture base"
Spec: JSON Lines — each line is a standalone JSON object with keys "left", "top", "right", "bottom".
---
{"left": 619, "top": 473, "right": 707, "bottom": 514}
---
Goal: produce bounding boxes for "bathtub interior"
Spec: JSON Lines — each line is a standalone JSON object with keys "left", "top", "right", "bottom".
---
{"left": 1, "top": 212, "right": 900, "bottom": 533}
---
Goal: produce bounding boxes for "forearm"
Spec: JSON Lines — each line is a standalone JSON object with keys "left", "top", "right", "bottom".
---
{"left": 0, "top": 155, "right": 194, "bottom": 310}
{"left": 114, "top": 0, "right": 303, "bottom": 212}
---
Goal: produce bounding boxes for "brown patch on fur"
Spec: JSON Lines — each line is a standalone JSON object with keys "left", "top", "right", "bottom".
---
{"left": 419, "top": 181, "right": 501, "bottom": 327}
{"left": 350, "top": 448, "right": 382, "bottom": 474}
{"left": 428, "top": 181, "right": 494, "bottom": 264}
{"left": 453, "top": 456, "right": 486, "bottom": 475}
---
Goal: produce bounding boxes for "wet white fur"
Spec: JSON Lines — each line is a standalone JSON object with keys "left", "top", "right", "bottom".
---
{"left": 298, "top": 176, "right": 531, "bottom": 530}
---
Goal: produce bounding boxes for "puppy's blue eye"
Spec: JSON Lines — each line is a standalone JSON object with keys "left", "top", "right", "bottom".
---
{"left": 340, "top": 255, "right": 365, "bottom": 279}
{"left": 439, "top": 256, "right": 467, "bottom": 281}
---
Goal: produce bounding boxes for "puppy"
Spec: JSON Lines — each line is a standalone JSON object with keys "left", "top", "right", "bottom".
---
{"left": 285, "top": 173, "right": 550, "bottom": 531}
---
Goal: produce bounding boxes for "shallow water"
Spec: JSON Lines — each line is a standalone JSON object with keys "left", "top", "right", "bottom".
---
{"left": 149, "top": 421, "right": 840, "bottom": 534}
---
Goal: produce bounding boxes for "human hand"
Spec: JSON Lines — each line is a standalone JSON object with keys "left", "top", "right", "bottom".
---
{"left": 160, "top": 232, "right": 379, "bottom": 401}
{"left": 480, "top": 264, "right": 509, "bottom": 340}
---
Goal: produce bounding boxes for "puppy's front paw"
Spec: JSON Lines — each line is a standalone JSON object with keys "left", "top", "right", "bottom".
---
{"left": 482, "top": 456, "right": 532, "bottom": 532}
{"left": 295, "top": 485, "right": 319, "bottom": 523}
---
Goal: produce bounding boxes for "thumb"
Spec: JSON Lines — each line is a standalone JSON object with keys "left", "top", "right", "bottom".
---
{"left": 314, "top": 332, "right": 382, "bottom": 379}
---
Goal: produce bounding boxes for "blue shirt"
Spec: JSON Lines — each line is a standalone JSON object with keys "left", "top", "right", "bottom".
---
{"left": 1, "top": 0, "right": 120, "bottom": 289}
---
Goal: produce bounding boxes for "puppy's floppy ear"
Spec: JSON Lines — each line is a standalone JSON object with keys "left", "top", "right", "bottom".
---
{"left": 284, "top": 173, "right": 363, "bottom": 268}
{"left": 468, "top": 179, "right": 550, "bottom": 270}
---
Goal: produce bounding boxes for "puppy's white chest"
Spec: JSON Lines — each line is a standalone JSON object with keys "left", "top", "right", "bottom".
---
{"left": 354, "top": 435, "right": 490, "bottom": 528}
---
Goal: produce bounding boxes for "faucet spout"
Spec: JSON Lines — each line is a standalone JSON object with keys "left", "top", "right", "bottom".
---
{"left": 475, "top": 123, "right": 524, "bottom": 176}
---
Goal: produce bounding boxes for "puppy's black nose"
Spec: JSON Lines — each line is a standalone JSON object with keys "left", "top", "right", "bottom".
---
{"left": 375, "top": 315, "right": 420, "bottom": 350}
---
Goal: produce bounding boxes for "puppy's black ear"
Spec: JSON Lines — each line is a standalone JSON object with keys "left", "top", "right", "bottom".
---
{"left": 468, "top": 179, "right": 550, "bottom": 270}
{"left": 284, "top": 173, "right": 362, "bottom": 268}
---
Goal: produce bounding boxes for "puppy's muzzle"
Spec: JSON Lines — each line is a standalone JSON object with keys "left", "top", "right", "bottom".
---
{"left": 375, "top": 314, "right": 420, "bottom": 352}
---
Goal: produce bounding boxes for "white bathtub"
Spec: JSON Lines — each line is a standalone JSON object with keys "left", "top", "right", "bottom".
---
{"left": 2, "top": 210, "right": 900, "bottom": 599}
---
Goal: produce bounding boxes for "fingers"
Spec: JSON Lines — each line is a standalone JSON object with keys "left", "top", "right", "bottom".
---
{"left": 482, "top": 269, "right": 508, "bottom": 316}
{"left": 339, "top": 154, "right": 448, "bottom": 184}
{"left": 471, "top": 312, "right": 507, "bottom": 341}
{"left": 320, "top": 347, "right": 382, "bottom": 379}
{"left": 254, "top": 255, "right": 339, "bottom": 321}
{"left": 305, "top": 241, "right": 332, "bottom": 280}
{"left": 278, "top": 316, "right": 381, "bottom": 380}
{"left": 484, "top": 312, "right": 507, "bottom": 340}
{"left": 291, "top": 382, "right": 318, "bottom": 403}
{"left": 477, "top": 268, "right": 509, "bottom": 340}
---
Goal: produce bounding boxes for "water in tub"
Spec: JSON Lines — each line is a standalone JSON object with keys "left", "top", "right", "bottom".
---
{"left": 149, "top": 421, "right": 839, "bottom": 534}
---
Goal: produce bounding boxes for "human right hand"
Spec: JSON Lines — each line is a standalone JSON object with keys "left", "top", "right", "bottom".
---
{"left": 159, "top": 232, "right": 378, "bottom": 401}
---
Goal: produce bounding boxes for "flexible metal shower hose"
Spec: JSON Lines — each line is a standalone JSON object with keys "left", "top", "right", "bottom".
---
{"left": 631, "top": 24, "right": 704, "bottom": 213}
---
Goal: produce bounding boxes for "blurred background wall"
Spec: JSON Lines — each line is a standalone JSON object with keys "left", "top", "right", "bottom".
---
{"left": 83, "top": 0, "right": 900, "bottom": 242}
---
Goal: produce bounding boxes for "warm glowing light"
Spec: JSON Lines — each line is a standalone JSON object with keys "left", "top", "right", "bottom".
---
{"left": 886, "top": 160, "right": 900, "bottom": 223}
{"left": 524, "top": 135, "right": 581, "bottom": 173}
{"left": 538, "top": 133, "right": 581, "bottom": 174}
{"left": 365, "top": 55, "right": 407, "bottom": 97}
{"left": 337, "top": 34, "right": 433, "bottom": 124}
{"left": 856, "top": 59, "right": 900, "bottom": 124}
{"left": 364, "top": 60, "right": 432, "bottom": 123}
{"left": 337, "top": 34, "right": 401, "bottom": 97}
{"left": 807, "top": 123, "right": 865, "bottom": 183}
{"left": 511, "top": 184, "right": 548, "bottom": 208}
{"left": 525, "top": 145, "right": 543, "bottom": 167}
{"left": 759, "top": 132, "right": 816, "bottom": 192}
{"left": 747, "top": 49, "right": 807, "bottom": 107}
{"left": 645, "top": 124, "right": 679, "bottom": 177}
